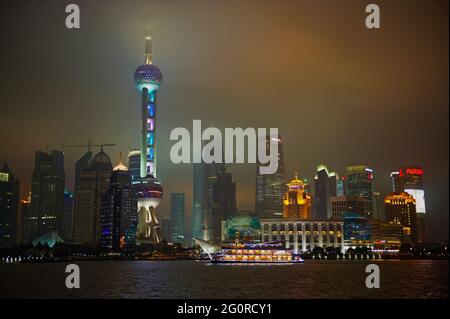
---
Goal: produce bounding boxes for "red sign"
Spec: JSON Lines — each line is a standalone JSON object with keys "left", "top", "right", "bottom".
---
{"left": 405, "top": 168, "right": 423, "bottom": 176}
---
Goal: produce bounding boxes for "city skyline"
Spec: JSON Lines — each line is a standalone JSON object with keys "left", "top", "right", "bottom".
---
{"left": 0, "top": 0, "right": 448, "bottom": 242}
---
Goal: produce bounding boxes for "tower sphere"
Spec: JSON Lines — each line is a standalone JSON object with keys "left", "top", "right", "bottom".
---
{"left": 134, "top": 64, "right": 163, "bottom": 92}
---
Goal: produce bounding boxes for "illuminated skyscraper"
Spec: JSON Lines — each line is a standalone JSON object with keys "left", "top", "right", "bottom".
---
{"left": 133, "top": 32, "right": 164, "bottom": 244}
{"left": 127, "top": 149, "right": 141, "bottom": 184}
{"left": 255, "top": 135, "right": 285, "bottom": 218}
{"left": 0, "top": 163, "right": 19, "bottom": 247}
{"left": 101, "top": 161, "right": 137, "bottom": 251}
{"left": 313, "top": 164, "right": 337, "bottom": 219}
{"left": 283, "top": 173, "right": 312, "bottom": 219}
{"left": 345, "top": 165, "right": 374, "bottom": 217}
{"left": 390, "top": 166, "right": 427, "bottom": 243}
{"left": 384, "top": 192, "right": 418, "bottom": 244}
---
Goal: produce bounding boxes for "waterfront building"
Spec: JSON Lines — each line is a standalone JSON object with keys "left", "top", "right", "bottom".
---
{"left": 369, "top": 219, "right": 403, "bottom": 251}
{"left": 391, "top": 166, "right": 427, "bottom": 243}
{"left": 221, "top": 210, "right": 261, "bottom": 242}
{"left": 282, "top": 173, "right": 312, "bottom": 219}
{"left": 384, "top": 192, "right": 418, "bottom": 244}
{"left": 212, "top": 171, "right": 236, "bottom": 242}
{"left": 260, "top": 218, "right": 345, "bottom": 254}
{"left": 345, "top": 165, "right": 374, "bottom": 217}
{"left": 127, "top": 149, "right": 141, "bottom": 184}
{"left": 133, "top": 32, "right": 164, "bottom": 245}
{"left": 30, "top": 150, "right": 65, "bottom": 240}
{"left": 72, "top": 149, "right": 112, "bottom": 246}
{"left": 17, "top": 192, "right": 31, "bottom": 243}
{"left": 330, "top": 195, "right": 367, "bottom": 219}
{"left": 170, "top": 193, "right": 185, "bottom": 244}
{"left": 343, "top": 212, "right": 373, "bottom": 250}
{"left": 0, "top": 163, "right": 19, "bottom": 247}
{"left": 313, "top": 164, "right": 337, "bottom": 219}
{"left": 100, "top": 161, "right": 137, "bottom": 251}
{"left": 255, "top": 135, "right": 285, "bottom": 219}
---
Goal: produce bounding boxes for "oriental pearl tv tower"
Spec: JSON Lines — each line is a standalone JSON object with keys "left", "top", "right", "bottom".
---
{"left": 133, "top": 32, "right": 164, "bottom": 244}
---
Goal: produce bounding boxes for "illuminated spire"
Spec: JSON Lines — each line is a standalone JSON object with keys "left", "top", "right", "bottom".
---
{"left": 145, "top": 30, "right": 153, "bottom": 65}
{"left": 113, "top": 151, "right": 128, "bottom": 171}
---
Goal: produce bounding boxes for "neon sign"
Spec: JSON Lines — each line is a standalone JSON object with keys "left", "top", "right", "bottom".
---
{"left": 403, "top": 168, "right": 423, "bottom": 176}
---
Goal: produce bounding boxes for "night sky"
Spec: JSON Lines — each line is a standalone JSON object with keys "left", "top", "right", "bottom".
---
{"left": 1, "top": 0, "right": 448, "bottom": 241}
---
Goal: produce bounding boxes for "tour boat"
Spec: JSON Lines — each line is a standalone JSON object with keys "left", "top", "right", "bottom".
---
{"left": 210, "top": 242, "right": 304, "bottom": 264}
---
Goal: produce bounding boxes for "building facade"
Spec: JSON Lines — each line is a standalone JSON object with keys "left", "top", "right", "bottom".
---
{"left": 260, "top": 219, "right": 345, "bottom": 254}
{"left": 0, "top": 163, "right": 19, "bottom": 247}
{"left": 62, "top": 191, "right": 74, "bottom": 241}
{"left": 282, "top": 173, "right": 312, "bottom": 219}
{"left": 170, "top": 193, "right": 185, "bottom": 244}
{"left": 313, "top": 164, "right": 337, "bottom": 219}
{"left": 345, "top": 165, "right": 374, "bottom": 217}
{"left": 127, "top": 149, "right": 141, "bottom": 184}
{"left": 255, "top": 135, "right": 285, "bottom": 219}
{"left": 384, "top": 192, "right": 418, "bottom": 244}
{"left": 30, "top": 150, "right": 65, "bottom": 240}
{"left": 73, "top": 150, "right": 112, "bottom": 246}
{"left": 212, "top": 171, "right": 236, "bottom": 242}
{"left": 391, "top": 166, "right": 427, "bottom": 243}
{"left": 330, "top": 195, "right": 367, "bottom": 219}
{"left": 100, "top": 162, "right": 137, "bottom": 251}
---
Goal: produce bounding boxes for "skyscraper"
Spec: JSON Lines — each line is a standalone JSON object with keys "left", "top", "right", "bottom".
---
{"left": 330, "top": 195, "right": 367, "bottom": 219}
{"left": 192, "top": 163, "right": 206, "bottom": 240}
{"left": 18, "top": 192, "right": 31, "bottom": 243}
{"left": 0, "top": 163, "right": 19, "bottom": 247}
{"left": 101, "top": 161, "right": 137, "bottom": 251}
{"left": 255, "top": 135, "right": 285, "bottom": 219}
{"left": 282, "top": 173, "right": 312, "bottom": 219}
{"left": 62, "top": 191, "right": 74, "bottom": 241}
{"left": 313, "top": 164, "right": 337, "bottom": 219}
{"left": 212, "top": 170, "right": 236, "bottom": 242}
{"left": 72, "top": 149, "right": 112, "bottom": 246}
{"left": 127, "top": 149, "right": 141, "bottom": 184}
{"left": 345, "top": 165, "right": 374, "bottom": 217}
{"left": 372, "top": 191, "right": 385, "bottom": 221}
{"left": 384, "top": 192, "right": 418, "bottom": 244}
{"left": 30, "top": 150, "right": 65, "bottom": 239}
{"left": 170, "top": 193, "right": 185, "bottom": 244}
{"left": 192, "top": 162, "right": 224, "bottom": 241}
{"left": 133, "top": 32, "right": 164, "bottom": 244}
{"left": 391, "top": 166, "right": 427, "bottom": 243}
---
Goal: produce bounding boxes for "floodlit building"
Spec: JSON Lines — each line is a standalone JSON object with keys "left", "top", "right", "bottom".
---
{"left": 282, "top": 173, "right": 312, "bottom": 219}
{"left": 260, "top": 219, "right": 345, "bottom": 254}
{"left": 384, "top": 192, "right": 418, "bottom": 244}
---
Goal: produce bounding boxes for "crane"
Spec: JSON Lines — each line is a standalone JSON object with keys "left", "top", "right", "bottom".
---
{"left": 62, "top": 141, "right": 115, "bottom": 153}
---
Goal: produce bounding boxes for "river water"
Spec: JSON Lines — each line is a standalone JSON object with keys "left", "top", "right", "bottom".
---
{"left": 0, "top": 259, "right": 447, "bottom": 298}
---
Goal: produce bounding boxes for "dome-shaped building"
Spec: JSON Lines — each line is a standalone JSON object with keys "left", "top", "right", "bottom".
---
{"left": 222, "top": 211, "right": 261, "bottom": 242}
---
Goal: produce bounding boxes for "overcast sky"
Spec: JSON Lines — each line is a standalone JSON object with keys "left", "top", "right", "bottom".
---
{"left": 1, "top": 0, "right": 448, "bottom": 241}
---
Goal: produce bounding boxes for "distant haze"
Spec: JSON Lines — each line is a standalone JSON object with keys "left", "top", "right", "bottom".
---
{"left": 0, "top": 0, "right": 448, "bottom": 241}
